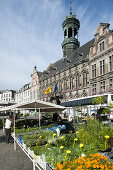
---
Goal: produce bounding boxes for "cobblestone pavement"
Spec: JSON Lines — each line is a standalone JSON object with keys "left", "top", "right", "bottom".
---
{"left": 0, "top": 129, "right": 38, "bottom": 170}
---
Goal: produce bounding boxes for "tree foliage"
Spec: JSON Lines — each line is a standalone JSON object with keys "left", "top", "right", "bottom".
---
{"left": 92, "top": 96, "right": 106, "bottom": 105}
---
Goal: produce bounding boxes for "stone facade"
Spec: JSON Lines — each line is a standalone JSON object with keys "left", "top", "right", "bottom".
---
{"left": 89, "top": 23, "right": 113, "bottom": 96}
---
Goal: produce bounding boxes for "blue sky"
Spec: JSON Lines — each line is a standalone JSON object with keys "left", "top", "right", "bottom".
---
{"left": 0, "top": 0, "right": 113, "bottom": 90}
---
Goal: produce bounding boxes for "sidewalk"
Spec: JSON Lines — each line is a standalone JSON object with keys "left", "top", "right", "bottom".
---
{"left": 0, "top": 129, "right": 37, "bottom": 170}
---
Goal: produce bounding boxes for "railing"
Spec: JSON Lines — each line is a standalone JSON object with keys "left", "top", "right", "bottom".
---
{"left": 11, "top": 134, "right": 54, "bottom": 170}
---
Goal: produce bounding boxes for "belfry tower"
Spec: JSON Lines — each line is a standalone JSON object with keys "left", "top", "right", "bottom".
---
{"left": 62, "top": 2, "right": 80, "bottom": 59}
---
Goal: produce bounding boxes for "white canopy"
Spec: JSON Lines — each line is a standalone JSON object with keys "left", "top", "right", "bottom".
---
{"left": 0, "top": 100, "right": 66, "bottom": 152}
{"left": 0, "top": 100, "right": 66, "bottom": 112}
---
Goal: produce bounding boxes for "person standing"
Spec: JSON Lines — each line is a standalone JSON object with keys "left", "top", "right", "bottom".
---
{"left": 5, "top": 116, "right": 12, "bottom": 144}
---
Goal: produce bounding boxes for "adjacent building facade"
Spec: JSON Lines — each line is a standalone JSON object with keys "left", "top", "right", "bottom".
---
{"left": 15, "top": 83, "right": 30, "bottom": 104}
{"left": 0, "top": 90, "right": 16, "bottom": 108}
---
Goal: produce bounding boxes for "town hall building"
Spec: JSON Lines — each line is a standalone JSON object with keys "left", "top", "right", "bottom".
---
{"left": 15, "top": 9, "right": 113, "bottom": 106}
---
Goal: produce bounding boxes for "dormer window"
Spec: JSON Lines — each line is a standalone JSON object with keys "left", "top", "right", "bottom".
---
{"left": 100, "top": 41, "right": 104, "bottom": 51}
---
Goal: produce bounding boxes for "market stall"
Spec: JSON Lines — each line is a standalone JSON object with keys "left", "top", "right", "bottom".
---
{"left": 0, "top": 100, "right": 65, "bottom": 170}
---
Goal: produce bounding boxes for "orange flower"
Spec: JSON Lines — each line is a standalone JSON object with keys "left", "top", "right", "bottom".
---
{"left": 86, "top": 164, "right": 90, "bottom": 168}
{"left": 55, "top": 153, "right": 113, "bottom": 169}
{"left": 93, "top": 164, "right": 97, "bottom": 168}
{"left": 100, "top": 165, "right": 104, "bottom": 169}
{"left": 57, "top": 163, "right": 63, "bottom": 170}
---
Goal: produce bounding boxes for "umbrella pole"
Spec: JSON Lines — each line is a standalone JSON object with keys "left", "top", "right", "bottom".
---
{"left": 14, "top": 111, "right": 16, "bottom": 150}
{"left": 3, "top": 112, "right": 4, "bottom": 133}
{"left": 39, "top": 108, "right": 40, "bottom": 129}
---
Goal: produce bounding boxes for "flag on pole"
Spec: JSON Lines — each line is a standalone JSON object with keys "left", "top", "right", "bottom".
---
{"left": 44, "top": 86, "right": 51, "bottom": 94}
{"left": 53, "top": 84, "right": 58, "bottom": 93}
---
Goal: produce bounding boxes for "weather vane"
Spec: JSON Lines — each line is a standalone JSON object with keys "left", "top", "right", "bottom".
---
{"left": 70, "top": 1, "right": 72, "bottom": 14}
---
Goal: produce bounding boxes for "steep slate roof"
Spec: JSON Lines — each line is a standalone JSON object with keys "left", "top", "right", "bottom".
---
{"left": 40, "top": 38, "right": 95, "bottom": 81}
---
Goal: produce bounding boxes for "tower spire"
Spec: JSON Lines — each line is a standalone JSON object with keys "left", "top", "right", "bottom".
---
{"left": 70, "top": 1, "right": 72, "bottom": 15}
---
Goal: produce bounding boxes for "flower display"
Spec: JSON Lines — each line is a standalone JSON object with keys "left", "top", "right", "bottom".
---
{"left": 55, "top": 153, "right": 113, "bottom": 170}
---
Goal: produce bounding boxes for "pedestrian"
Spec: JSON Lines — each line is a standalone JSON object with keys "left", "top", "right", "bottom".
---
{"left": 5, "top": 115, "right": 12, "bottom": 144}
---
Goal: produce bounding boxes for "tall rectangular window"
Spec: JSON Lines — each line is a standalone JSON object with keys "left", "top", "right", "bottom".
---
{"left": 109, "top": 55, "right": 113, "bottom": 72}
{"left": 92, "top": 84, "right": 96, "bottom": 94}
{"left": 59, "top": 82, "right": 62, "bottom": 91}
{"left": 100, "top": 60, "right": 105, "bottom": 75}
{"left": 64, "top": 79, "right": 67, "bottom": 90}
{"left": 69, "top": 78, "right": 71, "bottom": 89}
{"left": 75, "top": 75, "right": 80, "bottom": 89}
{"left": 100, "top": 81, "right": 105, "bottom": 92}
{"left": 109, "top": 78, "right": 113, "bottom": 89}
{"left": 92, "top": 64, "right": 96, "bottom": 78}
{"left": 100, "top": 41, "right": 104, "bottom": 51}
{"left": 83, "top": 73, "right": 87, "bottom": 88}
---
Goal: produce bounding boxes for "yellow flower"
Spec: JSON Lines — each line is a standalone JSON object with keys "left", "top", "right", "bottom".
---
{"left": 105, "top": 135, "right": 110, "bottom": 139}
{"left": 76, "top": 131, "right": 79, "bottom": 134}
{"left": 53, "top": 133, "right": 56, "bottom": 139}
{"left": 39, "top": 136, "right": 42, "bottom": 138}
{"left": 66, "top": 150, "right": 71, "bottom": 154}
{"left": 59, "top": 146, "right": 64, "bottom": 152}
{"left": 74, "top": 138, "right": 78, "bottom": 141}
{"left": 80, "top": 144, "right": 84, "bottom": 148}
{"left": 61, "top": 136, "right": 64, "bottom": 139}
{"left": 73, "top": 138, "right": 78, "bottom": 147}
{"left": 60, "top": 146, "right": 64, "bottom": 149}
{"left": 48, "top": 140, "right": 51, "bottom": 143}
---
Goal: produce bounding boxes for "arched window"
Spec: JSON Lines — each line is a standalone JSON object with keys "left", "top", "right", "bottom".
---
{"left": 68, "top": 27, "right": 72, "bottom": 38}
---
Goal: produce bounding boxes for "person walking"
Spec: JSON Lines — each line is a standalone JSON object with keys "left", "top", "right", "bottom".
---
{"left": 5, "top": 115, "right": 12, "bottom": 144}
